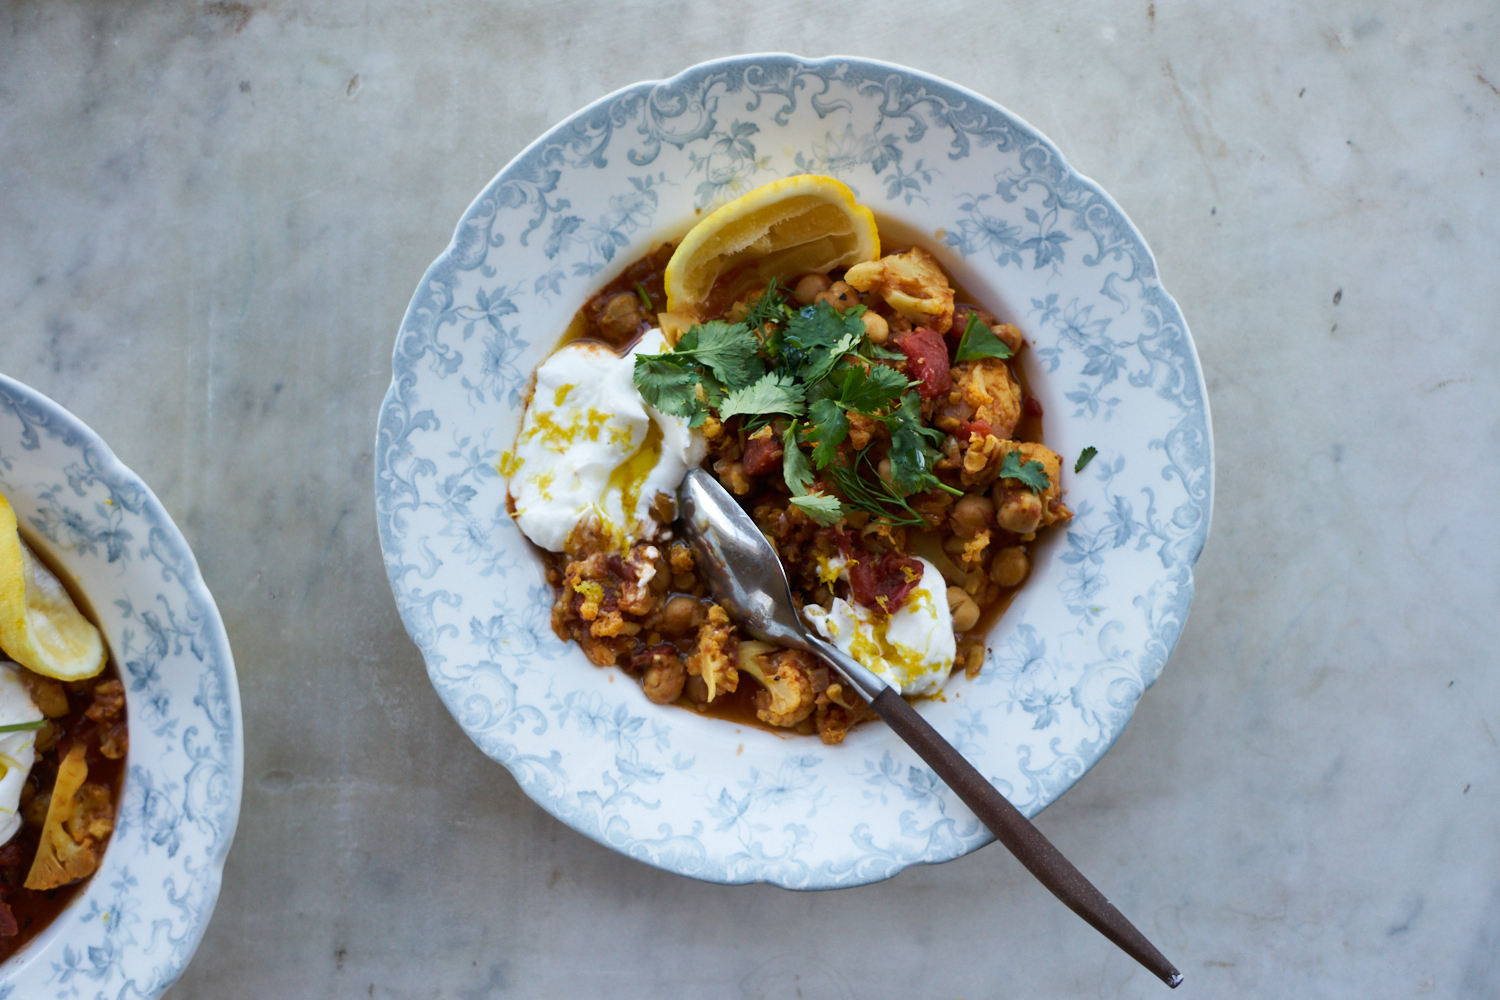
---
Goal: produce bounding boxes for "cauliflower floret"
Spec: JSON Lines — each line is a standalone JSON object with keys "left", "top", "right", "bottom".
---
{"left": 814, "top": 682, "right": 871, "bottom": 745}
{"left": 955, "top": 357, "right": 1022, "bottom": 439}
{"left": 25, "top": 744, "right": 111, "bottom": 891}
{"left": 736, "top": 642, "right": 818, "bottom": 728}
{"left": 686, "top": 603, "right": 738, "bottom": 702}
{"left": 85, "top": 679, "right": 129, "bottom": 760}
{"left": 617, "top": 545, "right": 659, "bottom": 617}
{"left": 844, "top": 246, "right": 955, "bottom": 334}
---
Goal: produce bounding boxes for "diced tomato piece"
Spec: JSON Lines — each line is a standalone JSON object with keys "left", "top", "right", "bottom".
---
{"left": 894, "top": 327, "right": 952, "bottom": 399}
{"left": 1023, "top": 395, "right": 1044, "bottom": 418}
{"left": 848, "top": 549, "right": 925, "bottom": 613}
{"left": 958, "top": 419, "right": 992, "bottom": 441}
{"left": 742, "top": 433, "right": 784, "bottom": 476}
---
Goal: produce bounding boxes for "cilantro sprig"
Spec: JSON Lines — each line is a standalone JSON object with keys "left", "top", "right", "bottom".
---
{"left": 718, "top": 372, "right": 804, "bottom": 420}
{"left": 633, "top": 284, "right": 964, "bottom": 526}
{"left": 781, "top": 421, "right": 844, "bottom": 526}
{"left": 634, "top": 320, "right": 766, "bottom": 426}
{"left": 1000, "top": 450, "right": 1051, "bottom": 493}
{"left": 954, "top": 312, "right": 1014, "bottom": 362}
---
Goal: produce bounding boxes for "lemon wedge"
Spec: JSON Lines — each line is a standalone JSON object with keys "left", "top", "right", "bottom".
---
{"left": 0, "top": 494, "right": 106, "bottom": 682}
{"left": 664, "top": 174, "right": 880, "bottom": 318}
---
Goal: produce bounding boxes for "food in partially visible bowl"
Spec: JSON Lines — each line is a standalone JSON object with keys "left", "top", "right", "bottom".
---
{"left": 0, "top": 492, "right": 125, "bottom": 960}
{"left": 504, "top": 176, "right": 1075, "bottom": 743}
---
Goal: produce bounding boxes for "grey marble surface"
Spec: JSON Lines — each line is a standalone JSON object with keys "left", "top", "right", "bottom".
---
{"left": 3, "top": 1, "right": 1498, "bottom": 997}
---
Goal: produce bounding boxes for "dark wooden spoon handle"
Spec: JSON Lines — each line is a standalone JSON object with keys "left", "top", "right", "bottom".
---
{"left": 870, "top": 688, "right": 1183, "bottom": 989}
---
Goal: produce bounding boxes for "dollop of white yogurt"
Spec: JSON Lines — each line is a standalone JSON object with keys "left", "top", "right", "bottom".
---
{"left": 0, "top": 663, "right": 42, "bottom": 846}
{"left": 507, "top": 329, "right": 706, "bottom": 553}
{"left": 802, "top": 556, "right": 956, "bottom": 697}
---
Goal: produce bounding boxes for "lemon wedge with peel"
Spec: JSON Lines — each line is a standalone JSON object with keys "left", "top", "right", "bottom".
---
{"left": 0, "top": 494, "right": 106, "bottom": 682}
{"left": 664, "top": 174, "right": 880, "bottom": 318}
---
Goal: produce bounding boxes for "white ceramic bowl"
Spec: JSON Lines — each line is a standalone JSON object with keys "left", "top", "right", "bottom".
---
{"left": 376, "top": 53, "right": 1212, "bottom": 888}
{"left": 0, "top": 374, "right": 242, "bottom": 997}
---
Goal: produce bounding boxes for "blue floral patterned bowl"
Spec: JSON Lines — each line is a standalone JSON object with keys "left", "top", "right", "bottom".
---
{"left": 376, "top": 54, "right": 1212, "bottom": 888}
{"left": 0, "top": 375, "right": 241, "bottom": 996}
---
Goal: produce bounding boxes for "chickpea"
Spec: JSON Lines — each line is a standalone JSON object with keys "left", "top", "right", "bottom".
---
{"left": 596, "top": 292, "right": 645, "bottom": 343}
{"left": 942, "top": 534, "right": 971, "bottom": 559}
{"left": 659, "top": 595, "right": 701, "bottom": 636}
{"left": 642, "top": 657, "right": 686, "bottom": 705}
{"left": 814, "top": 281, "right": 861, "bottom": 310}
{"left": 793, "top": 272, "right": 832, "bottom": 305}
{"left": 990, "top": 546, "right": 1030, "bottom": 588}
{"left": 861, "top": 311, "right": 890, "bottom": 344}
{"left": 963, "top": 643, "right": 985, "bottom": 679}
{"left": 950, "top": 494, "right": 994, "bottom": 539}
{"left": 877, "top": 457, "right": 894, "bottom": 485}
{"left": 994, "top": 488, "right": 1043, "bottom": 535}
{"left": 684, "top": 674, "right": 710, "bottom": 706}
{"left": 946, "top": 585, "right": 981, "bottom": 632}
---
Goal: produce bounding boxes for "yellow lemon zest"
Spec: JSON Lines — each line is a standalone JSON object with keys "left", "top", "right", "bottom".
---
{"left": 815, "top": 555, "right": 842, "bottom": 586}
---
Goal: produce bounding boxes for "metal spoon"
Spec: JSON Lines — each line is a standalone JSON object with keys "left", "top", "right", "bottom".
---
{"left": 677, "top": 468, "right": 1182, "bottom": 989}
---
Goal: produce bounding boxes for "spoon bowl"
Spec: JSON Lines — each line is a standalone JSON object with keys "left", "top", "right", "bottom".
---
{"left": 677, "top": 469, "right": 889, "bottom": 702}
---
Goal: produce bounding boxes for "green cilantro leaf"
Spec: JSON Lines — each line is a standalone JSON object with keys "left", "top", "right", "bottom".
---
{"left": 633, "top": 356, "right": 706, "bottom": 424}
{"left": 781, "top": 421, "right": 816, "bottom": 496}
{"left": 837, "top": 362, "right": 910, "bottom": 415}
{"left": 784, "top": 301, "right": 866, "bottom": 352}
{"left": 684, "top": 321, "right": 765, "bottom": 390}
{"left": 885, "top": 392, "right": 951, "bottom": 495}
{"left": 954, "top": 312, "right": 1014, "bottom": 362}
{"left": 1000, "top": 450, "right": 1051, "bottom": 493}
{"left": 801, "top": 330, "right": 863, "bottom": 385}
{"left": 718, "top": 372, "right": 805, "bottom": 420}
{"left": 860, "top": 339, "right": 906, "bottom": 361}
{"left": 1074, "top": 446, "right": 1097, "bottom": 473}
{"left": 788, "top": 492, "right": 845, "bottom": 525}
{"left": 806, "top": 397, "right": 850, "bottom": 467}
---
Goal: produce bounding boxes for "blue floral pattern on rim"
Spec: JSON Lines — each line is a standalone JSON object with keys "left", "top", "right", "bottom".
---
{"left": 375, "top": 54, "right": 1213, "bottom": 889}
{"left": 0, "top": 374, "right": 242, "bottom": 998}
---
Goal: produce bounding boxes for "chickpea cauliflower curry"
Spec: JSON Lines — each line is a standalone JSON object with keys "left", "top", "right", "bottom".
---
{"left": 0, "top": 493, "right": 126, "bottom": 960}
{"left": 503, "top": 176, "right": 1072, "bottom": 745}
